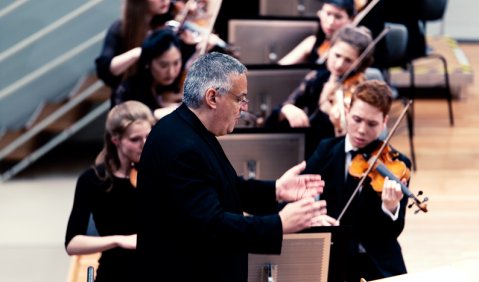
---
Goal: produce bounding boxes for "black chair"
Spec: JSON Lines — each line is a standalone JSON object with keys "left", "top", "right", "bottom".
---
{"left": 381, "top": 22, "right": 417, "bottom": 170}
{"left": 410, "top": 0, "right": 454, "bottom": 126}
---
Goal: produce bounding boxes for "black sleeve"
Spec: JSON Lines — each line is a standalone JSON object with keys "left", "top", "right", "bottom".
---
{"left": 162, "top": 146, "right": 282, "bottom": 254}
{"left": 95, "top": 20, "right": 123, "bottom": 89}
{"left": 283, "top": 70, "right": 317, "bottom": 109}
{"left": 64, "top": 168, "right": 98, "bottom": 248}
{"left": 237, "top": 177, "right": 278, "bottom": 215}
{"left": 304, "top": 138, "right": 333, "bottom": 175}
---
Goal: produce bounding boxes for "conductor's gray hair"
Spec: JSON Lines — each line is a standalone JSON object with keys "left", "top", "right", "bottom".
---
{"left": 183, "top": 52, "right": 247, "bottom": 109}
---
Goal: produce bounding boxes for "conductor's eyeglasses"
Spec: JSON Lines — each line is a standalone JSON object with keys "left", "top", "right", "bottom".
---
{"left": 228, "top": 92, "right": 249, "bottom": 106}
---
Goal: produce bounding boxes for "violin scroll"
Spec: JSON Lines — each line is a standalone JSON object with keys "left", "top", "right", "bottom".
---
{"left": 408, "top": 190, "right": 429, "bottom": 214}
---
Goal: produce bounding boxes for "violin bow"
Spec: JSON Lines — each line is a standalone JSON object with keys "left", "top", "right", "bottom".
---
{"left": 338, "top": 26, "right": 389, "bottom": 86}
{"left": 337, "top": 100, "right": 412, "bottom": 222}
{"left": 351, "top": 0, "right": 381, "bottom": 26}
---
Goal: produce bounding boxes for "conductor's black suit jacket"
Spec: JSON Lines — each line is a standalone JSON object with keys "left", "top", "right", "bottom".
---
{"left": 136, "top": 104, "right": 283, "bottom": 282}
{"left": 303, "top": 137, "right": 409, "bottom": 278}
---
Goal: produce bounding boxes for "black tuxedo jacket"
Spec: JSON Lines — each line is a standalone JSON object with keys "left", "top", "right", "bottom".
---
{"left": 136, "top": 104, "right": 283, "bottom": 282}
{"left": 304, "top": 137, "right": 409, "bottom": 278}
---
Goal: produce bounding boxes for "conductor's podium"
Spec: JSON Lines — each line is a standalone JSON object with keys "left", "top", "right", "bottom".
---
{"left": 66, "top": 233, "right": 333, "bottom": 282}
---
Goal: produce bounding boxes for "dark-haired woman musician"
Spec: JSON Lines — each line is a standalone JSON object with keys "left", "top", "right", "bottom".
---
{"left": 114, "top": 28, "right": 184, "bottom": 120}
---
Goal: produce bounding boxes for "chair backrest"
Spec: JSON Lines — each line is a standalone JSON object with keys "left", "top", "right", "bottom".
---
{"left": 419, "top": 0, "right": 448, "bottom": 21}
{"left": 259, "top": 0, "right": 323, "bottom": 17}
{"left": 364, "top": 67, "right": 385, "bottom": 82}
{"left": 383, "top": 22, "right": 409, "bottom": 67}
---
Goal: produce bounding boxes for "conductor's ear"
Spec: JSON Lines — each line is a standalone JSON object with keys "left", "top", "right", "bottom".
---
{"left": 205, "top": 87, "right": 217, "bottom": 109}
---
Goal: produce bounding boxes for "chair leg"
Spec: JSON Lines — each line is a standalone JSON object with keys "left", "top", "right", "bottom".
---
{"left": 432, "top": 53, "right": 455, "bottom": 126}
{"left": 407, "top": 108, "right": 417, "bottom": 171}
{"left": 408, "top": 63, "right": 416, "bottom": 137}
{"left": 415, "top": 54, "right": 454, "bottom": 126}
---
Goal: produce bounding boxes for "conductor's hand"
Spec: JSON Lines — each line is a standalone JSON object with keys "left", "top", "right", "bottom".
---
{"left": 279, "top": 198, "right": 329, "bottom": 233}
{"left": 280, "top": 104, "right": 310, "bottom": 128}
{"left": 276, "top": 161, "right": 324, "bottom": 202}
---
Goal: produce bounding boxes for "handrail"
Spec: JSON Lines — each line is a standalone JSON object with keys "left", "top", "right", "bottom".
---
{"left": 0, "top": 79, "right": 104, "bottom": 161}
{"left": 0, "top": 99, "right": 110, "bottom": 182}
{"left": 0, "top": 0, "right": 29, "bottom": 18}
{"left": 0, "top": 31, "right": 105, "bottom": 100}
{"left": 0, "top": 0, "right": 103, "bottom": 62}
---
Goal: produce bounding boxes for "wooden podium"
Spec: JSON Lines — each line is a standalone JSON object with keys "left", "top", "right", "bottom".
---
{"left": 248, "top": 233, "right": 331, "bottom": 282}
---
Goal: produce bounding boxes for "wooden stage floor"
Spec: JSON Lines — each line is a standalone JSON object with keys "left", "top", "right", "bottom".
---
{"left": 385, "top": 42, "right": 479, "bottom": 278}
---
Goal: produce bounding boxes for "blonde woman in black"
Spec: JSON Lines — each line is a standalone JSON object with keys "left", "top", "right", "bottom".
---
{"left": 65, "top": 101, "right": 155, "bottom": 282}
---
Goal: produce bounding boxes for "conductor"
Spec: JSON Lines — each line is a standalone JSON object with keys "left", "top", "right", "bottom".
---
{"left": 136, "top": 52, "right": 336, "bottom": 282}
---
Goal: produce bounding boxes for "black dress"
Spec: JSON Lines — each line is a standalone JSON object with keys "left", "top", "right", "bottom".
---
{"left": 65, "top": 165, "right": 137, "bottom": 282}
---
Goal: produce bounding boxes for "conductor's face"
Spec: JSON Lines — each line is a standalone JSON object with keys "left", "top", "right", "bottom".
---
{"left": 216, "top": 73, "right": 248, "bottom": 135}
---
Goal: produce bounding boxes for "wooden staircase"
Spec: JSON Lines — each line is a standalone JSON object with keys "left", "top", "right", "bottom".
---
{"left": 0, "top": 73, "right": 110, "bottom": 181}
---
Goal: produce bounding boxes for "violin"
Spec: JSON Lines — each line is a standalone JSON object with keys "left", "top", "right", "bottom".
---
{"left": 129, "top": 164, "right": 138, "bottom": 188}
{"left": 180, "top": 0, "right": 223, "bottom": 69}
{"left": 167, "top": 0, "right": 229, "bottom": 52}
{"left": 337, "top": 101, "right": 429, "bottom": 221}
{"left": 349, "top": 142, "right": 428, "bottom": 213}
{"left": 316, "top": 40, "right": 330, "bottom": 64}
{"left": 167, "top": 0, "right": 205, "bottom": 36}
{"left": 330, "top": 72, "right": 364, "bottom": 136}
{"left": 349, "top": 143, "right": 411, "bottom": 193}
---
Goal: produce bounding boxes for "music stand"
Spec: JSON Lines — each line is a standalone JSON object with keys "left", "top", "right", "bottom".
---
{"left": 248, "top": 232, "right": 331, "bottom": 282}
{"left": 218, "top": 131, "right": 305, "bottom": 180}
{"left": 245, "top": 64, "right": 310, "bottom": 119}
{"left": 228, "top": 19, "right": 318, "bottom": 64}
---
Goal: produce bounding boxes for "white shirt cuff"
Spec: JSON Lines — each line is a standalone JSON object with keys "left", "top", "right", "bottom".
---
{"left": 382, "top": 203, "right": 399, "bottom": 221}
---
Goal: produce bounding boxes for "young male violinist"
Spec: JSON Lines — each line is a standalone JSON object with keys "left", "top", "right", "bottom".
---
{"left": 303, "top": 80, "right": 410, "bottom": 281}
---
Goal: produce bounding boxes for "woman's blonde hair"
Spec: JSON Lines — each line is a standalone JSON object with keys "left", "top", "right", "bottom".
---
{"left": 95, "top": 101, "right": 155, "bottom": 183}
